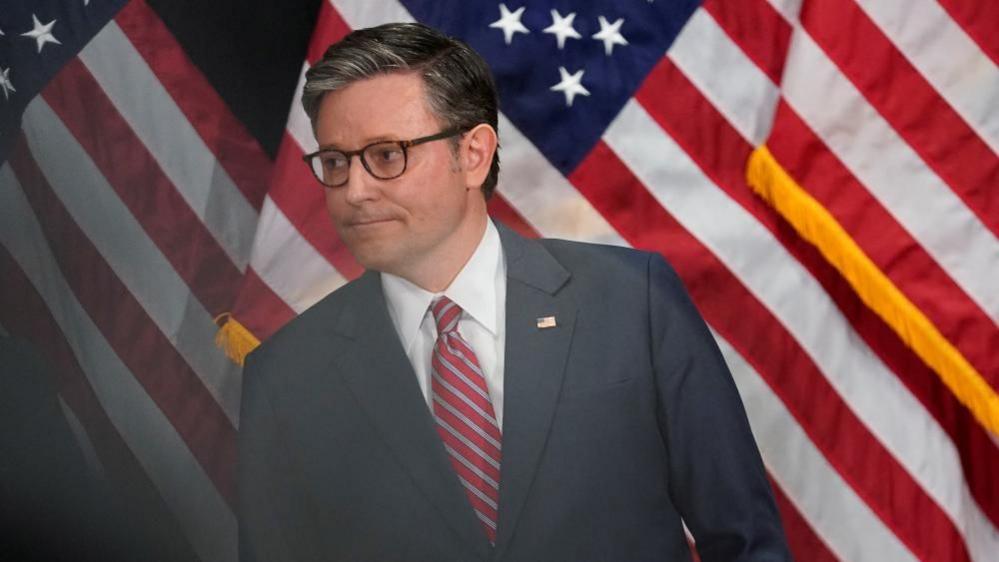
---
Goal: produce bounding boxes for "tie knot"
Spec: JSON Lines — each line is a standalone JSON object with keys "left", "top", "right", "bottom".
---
{"left": 430, "top": 296, "right": 462, "bottom": 336}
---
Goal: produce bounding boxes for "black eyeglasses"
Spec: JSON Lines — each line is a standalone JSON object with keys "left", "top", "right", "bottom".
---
{"left": 302, "top": 128, "right": 466, "bottom": 188}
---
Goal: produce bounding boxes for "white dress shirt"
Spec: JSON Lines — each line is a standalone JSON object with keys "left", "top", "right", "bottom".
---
{"left": 381, "top": 220, "right": 507, "bottom": 428}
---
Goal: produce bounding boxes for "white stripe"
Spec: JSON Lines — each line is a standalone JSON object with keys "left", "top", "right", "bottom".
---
{"left": 495, "top": 112, "right": 624, "bottom": 245}
{"left": 443, "top": 444, "right": 500, "bottom": 489}
{"left": 255, "top": 64, "right": 347, "bottom": 313}
{"left": 0, "top": 164, "right": 236, "bottom": 562}
{"left": 781, "top": 26, "right": 999, "bottom": 326}
{"left": 667, "top": 7, "right": 779, "bottom": 145}
{"left": 434, "top": 299, "right": 460, "bottom": 333}
{"left": 603, "top": 98, "right": 999, "bottom": 560}
{"left": 21, "top": 99, "right": 241, "bottom": 425}
{"left": 857, "top": 0, "right": 999, "bottom": 155}
{"left": 287, "top": 62, "right": 317, "bottom": 156}
{"left": 79, "top": 21, "right": 258, "bottom": 271}
{"left": 57, "top": 395, "right": 106, "bottom": 477}
{"left": 434, "top": 417, "right": 501, "bottom": 470}
{"left": 458, "top": 476, "right": 498, "bottom": 510}
{"left": 327, "top": 0, "right": 414, "bottom": 28}
{"left": 434, "top": 345, "right": 490, "bottom": 404}
{"left": 323, "top": 0, "right": 623, "bottom": 246}
{"left": 249, "top": 196, "right": 348, "bottom": 313}
{"left": 432, "top": 368, "right": 499, "bottom": 429}
{"left": 715, "top": 332, "right": 916, "bottom": 561}
{"left": 433, "top": 394, "right": 502, "bottom": 450}
{"left": 764, "top": 0, "right": 802, "bottom": 22}
{"left": 442, "top": 336, "right": 490, "bottom": 388}
{"left": 474, "top": 509, "right": 498, "bottom": 530}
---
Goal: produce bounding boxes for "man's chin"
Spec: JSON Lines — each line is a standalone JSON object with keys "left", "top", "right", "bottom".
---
{"left": 346, "top": 240, "right": 405, "bottom": 273}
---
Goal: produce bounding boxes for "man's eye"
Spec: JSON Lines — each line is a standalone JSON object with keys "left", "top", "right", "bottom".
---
{"left": 321, "top": 154, "right": 348, "bottom": 170}
{"left": 373, "top": 147, "right": 403, "bottom": 163}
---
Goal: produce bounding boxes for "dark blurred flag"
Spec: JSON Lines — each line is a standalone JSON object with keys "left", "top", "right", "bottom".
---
{"left": 2, "top": 0, "right": 997, "bottom": 561}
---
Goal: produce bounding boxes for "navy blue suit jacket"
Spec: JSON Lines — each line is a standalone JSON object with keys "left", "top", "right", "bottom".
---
{"left": 238, "top": 224, "right": 790, "bottom": 561}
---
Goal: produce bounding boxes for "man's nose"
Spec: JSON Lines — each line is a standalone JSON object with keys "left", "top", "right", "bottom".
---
{"left": 342, "top": 154, "right": 378, "bottom": 205}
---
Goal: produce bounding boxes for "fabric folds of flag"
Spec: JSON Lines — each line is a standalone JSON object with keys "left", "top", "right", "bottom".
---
{"left": 3, "top": 0, "right": 997, "bottom": 560}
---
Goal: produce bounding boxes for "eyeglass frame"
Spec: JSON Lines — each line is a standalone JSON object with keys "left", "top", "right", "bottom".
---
{"left": 302, "top": 127, "right": 468, "bottom": 188}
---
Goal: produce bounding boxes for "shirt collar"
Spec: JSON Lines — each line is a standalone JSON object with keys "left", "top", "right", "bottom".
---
{"left": 381, "top": 219, "right": 502, "bottom": 353}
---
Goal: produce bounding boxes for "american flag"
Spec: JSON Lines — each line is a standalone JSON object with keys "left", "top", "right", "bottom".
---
{"left": 1, "top": 0, "right": 996, "bottom": 560}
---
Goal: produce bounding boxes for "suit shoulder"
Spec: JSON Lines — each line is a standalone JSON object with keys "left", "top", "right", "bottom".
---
{"left": 245, "top": 273, "right": 371, "bottom": 369}
{"left": 531, "top": 237, "right": 690, "bottom": 309}
{"left": 537, "top": 237, "right": 675, "bottom": 280}
{"left": 537, "top": 237, "right": 652, "bottom": 264}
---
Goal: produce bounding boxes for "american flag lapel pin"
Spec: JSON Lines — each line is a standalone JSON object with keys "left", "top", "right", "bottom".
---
{"left": 536, "top": 316, "right": 557, "bottom": 329}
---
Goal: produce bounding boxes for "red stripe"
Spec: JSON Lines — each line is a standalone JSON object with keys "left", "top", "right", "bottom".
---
{"left": 8, "top": 139, "right": 237, "bottom": 509}
{"left": 488, "top": 193, "right": 541, "bottom": 239}
{"left": 569, "top": 139, "right": 971, "bottom": 562}
{"left": 463, "top": 492, "right": 499, "bottom": 525}
{"left": 768, "top": 102, "right": 999, "bottom": 525}
{"left": 433, "top": 300, "right": 462, "bottom": 332}
{"left": 114, "top": 0, "right": 271, "bottom": 209}
{"left": 307, "top": 1, "right": 353, "bottom": 66}
{"left": 0, "top": 243, "right": 196, "bottom": 551}
{"left": 769, "top": 477, "right": 839, "bottom": 562}
{"left": 766, "top": 99, "right": 999, "bottom": 391}
{"left": 702, "top": 0, "right": 791, "bottom": 85}
{"left": 269, "top": 131, "right": 365, "bottom": 280}
{"left": 432, "top": 360, "right": 501, "bottom": 441}
{"left": 433, "top": 345, "right": 498, "bottom": 419}
{"left": 801, "top": 0, "right": 999, "bottom": 243}
{"left": 40, "top": 58, "right": 243, "bottom": 319}
{"left": 434, "top": 400, "right": 501, "bottom": 460}
{"left": 444, "top": 451, "right": 500, "bottom": 504}
{"left": 936, "top": 0, "right": 999, "bottom": 66}
{"left": 230, "top": 267, "right": 298, "bottom": 343}
{"left": 435, "top": 425, "right": 501, "bottom": 483}
{"left": 447, "top": 335, "right": 487, "bottom": 379}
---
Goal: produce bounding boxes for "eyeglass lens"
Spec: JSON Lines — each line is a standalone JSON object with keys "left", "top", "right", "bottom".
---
{"left": 311, "top": 141, "right": 407, "bottom": 187}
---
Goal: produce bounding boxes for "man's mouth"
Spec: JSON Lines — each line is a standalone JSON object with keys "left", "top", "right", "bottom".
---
{"left": 348, "top": 216, "right": 397, "bottom": 227}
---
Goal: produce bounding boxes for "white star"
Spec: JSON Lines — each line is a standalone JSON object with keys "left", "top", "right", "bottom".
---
{"left": 489, "top": 4, "right": 529, "bottom": 45}
{"left": 550, "top": 66, "right": 590, "bottom": 107}
{"left": 21, "top": 14, "right": 62, "bottom": 54}
{"left": 543, "top": 10, "right": 581, "bottom": 50}
{"left": 592, "top": 15, "right": 628, "bottom": 56}
{"left": 0, "top": 67, "right": 15, "bottom": 101}
{"left": 0, "top": 26, "right": 5, "bottom": 36}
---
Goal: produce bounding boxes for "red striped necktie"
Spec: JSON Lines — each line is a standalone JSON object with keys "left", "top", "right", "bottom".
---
{"left": 429, "top": 296, "right": 502, "bottom": 544}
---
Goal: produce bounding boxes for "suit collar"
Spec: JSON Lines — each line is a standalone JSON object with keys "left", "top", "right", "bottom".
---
{"left": 496, "top": 222, "right": 570, "bottom": 295}
{"left": 493, "top": 224, "right": 577, "bottom": 554}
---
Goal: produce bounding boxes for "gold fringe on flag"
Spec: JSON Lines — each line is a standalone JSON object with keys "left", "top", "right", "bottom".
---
{"left": 214, "top": 313, "right": 261, "bottom": 367}
{"left": 746, "top": 145, "right": 999, "bottom": 438}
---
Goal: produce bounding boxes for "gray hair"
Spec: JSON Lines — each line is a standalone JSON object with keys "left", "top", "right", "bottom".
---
{"left": 303, "top": 22, "right": 501, "bottom": 199}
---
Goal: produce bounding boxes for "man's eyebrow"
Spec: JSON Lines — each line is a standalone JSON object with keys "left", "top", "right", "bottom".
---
{"left": 318, "top": 135, "right": 398, "bottom": 151}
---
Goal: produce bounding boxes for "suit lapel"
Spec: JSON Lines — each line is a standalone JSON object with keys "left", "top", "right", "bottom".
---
{"left": 494, "top": 226, "right": 576, "bottom": 553}
{"left": 328, "top": 272, "right": 492, "bottom": 559}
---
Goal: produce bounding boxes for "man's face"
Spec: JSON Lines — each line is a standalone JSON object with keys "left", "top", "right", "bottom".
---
{"left": 314, "top": 72, "right": 485, "bottom": 280}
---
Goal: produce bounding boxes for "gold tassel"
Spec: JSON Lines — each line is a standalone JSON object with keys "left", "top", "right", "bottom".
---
{"left": 214, "top": 313, "right": 261, "bottom": 367}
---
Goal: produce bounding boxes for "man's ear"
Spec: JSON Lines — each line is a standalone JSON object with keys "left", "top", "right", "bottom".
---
{"left": 461, "top": 123, "right": 498, "bottom": 190}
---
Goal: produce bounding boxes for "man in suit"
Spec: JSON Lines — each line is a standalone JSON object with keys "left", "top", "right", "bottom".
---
{"left": 238, "top": 22, "right": 789, "bottom": 561}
